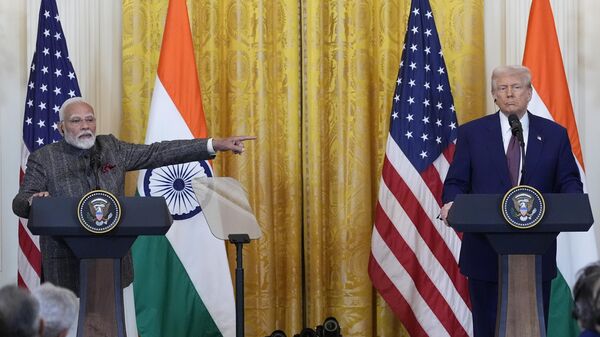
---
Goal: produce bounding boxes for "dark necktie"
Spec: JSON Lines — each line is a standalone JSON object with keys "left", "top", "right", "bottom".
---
{"left": 506, "top": 135, "right": 520, "bottom": 186}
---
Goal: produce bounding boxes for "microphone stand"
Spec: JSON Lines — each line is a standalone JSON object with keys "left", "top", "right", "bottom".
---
{"left": 228, "top": 233, "right": 250, "bottom": 337}
{"left": 508, "top": 114, "right": 526, "bottom": 185}
{"left": 93, "top": 159, "right": 100, "bottom": 190}
{"left": 90, "top": 145, "right": 101, "bottom": 190}
{"left": 518, "top": 139, "right": 526, "bottom": 185}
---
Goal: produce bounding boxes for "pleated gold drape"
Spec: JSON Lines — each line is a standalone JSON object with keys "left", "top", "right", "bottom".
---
{"left": 121, "top": 1, "right": 484, "bottom": 336}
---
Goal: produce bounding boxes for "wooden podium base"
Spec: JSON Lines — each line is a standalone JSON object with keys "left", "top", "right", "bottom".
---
{"left": 496, "top": 255, "right": 545, "bottom": 337}
{"left": 77, "top": 259, "right": 126, "bottom": 337}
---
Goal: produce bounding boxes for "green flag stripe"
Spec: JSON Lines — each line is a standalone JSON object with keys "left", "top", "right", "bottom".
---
{"left": 132, "top": 236, "right": 222, "bottom": 337}
{"left": 547, "top": 271, "right": 580, "bottom": 337}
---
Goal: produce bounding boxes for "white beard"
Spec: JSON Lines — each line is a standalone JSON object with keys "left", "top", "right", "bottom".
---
{"left": 64, "top": 130, "right": 96, "bottom": 149}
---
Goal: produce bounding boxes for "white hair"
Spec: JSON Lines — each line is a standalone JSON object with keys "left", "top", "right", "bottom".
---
{"left": 491, "top": 65, "right": 532, "bottom": 91}
{"left": 58, "top": 97, "right": 91, "bottom": 121}
{"left": 32, "top": 283, "right": 78, "bottom": 337}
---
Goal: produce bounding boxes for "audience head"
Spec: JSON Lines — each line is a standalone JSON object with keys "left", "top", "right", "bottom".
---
{"left": 32, "top": 283, "right": 78, "bottom": 337}
{"left": 58, "top": 97, "right": 97, "bottom": 150}
{"left": 0, "top": 284, "right": 43, "bottom": 337}
{"left": 573, "top": 262, "right": 600, "bottom": 332}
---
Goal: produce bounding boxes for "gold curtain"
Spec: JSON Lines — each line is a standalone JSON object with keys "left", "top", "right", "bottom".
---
{"left": 122, "top": 0, "right": 484, "bottom": 336}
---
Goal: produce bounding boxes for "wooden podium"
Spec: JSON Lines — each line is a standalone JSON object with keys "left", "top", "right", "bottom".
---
{"left": 28, "top": 196, "right": 172, "bottom": 337}
{"left": 448, "top": 193, "right": 593, "bottom": 337}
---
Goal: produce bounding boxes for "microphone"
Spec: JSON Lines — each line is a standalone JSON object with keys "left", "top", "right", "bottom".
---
{"left": 89, "top": 145, "right": 101, "bottom": 190}
{"left": 508, "top": 114, "right": 524, "bottom": 148}
{"left": 508, "top": 114, "right": 526, "bottom": 184}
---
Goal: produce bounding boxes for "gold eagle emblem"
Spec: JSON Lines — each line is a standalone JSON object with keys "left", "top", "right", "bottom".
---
{"left": 511, "top": 193, "right": 538, "bottom": 221}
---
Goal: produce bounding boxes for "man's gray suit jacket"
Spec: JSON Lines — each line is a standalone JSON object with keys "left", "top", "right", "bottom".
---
{"left": 13, "top": 134, "right": 215, "bottom": 295}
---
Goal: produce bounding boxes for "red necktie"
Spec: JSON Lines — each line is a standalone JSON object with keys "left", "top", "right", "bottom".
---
{"left": 507, "top": 135, "right": 520, "bottom": 186}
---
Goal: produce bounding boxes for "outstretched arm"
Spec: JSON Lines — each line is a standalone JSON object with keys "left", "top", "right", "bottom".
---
{"left": 117, "top": 135, "right": 257, "bottom": 171}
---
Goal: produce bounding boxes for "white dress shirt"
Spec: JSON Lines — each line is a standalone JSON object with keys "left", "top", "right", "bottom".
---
{"left": 207, "top": 138, "right": 215, "bottom": 154}
{"left": 499, "top": 112, "right": 529, "bottom": 184}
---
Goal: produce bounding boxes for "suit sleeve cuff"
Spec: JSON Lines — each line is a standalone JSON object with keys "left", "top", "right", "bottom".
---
{"left": 207, "top": 138, "right": 216, "bottom": 155}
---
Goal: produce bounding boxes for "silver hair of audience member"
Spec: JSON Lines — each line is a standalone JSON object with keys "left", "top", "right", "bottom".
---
{"left": 32, "top": 283, "right": 78, "bottom": 337}
{"left": 0, "top": 284, "right": 41, "bottom": 337}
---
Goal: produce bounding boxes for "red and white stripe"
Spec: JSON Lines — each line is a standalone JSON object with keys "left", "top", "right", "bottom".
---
{"left": 369, "top": 136, "right": 472, "bottom": 336}
{"left": 18, "top": 145, "right": 42, "bottom": 290}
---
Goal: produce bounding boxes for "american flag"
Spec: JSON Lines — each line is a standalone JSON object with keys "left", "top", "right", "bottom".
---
{"left": 368, "top": 0, "right": 472, "bottom": 335}
{"left": 18, "top": 0, "right": 81, "bottom": 290}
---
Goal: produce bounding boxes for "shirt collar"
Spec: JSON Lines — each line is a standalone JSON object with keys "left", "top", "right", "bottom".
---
{"left": 499, "top": 111, "right": 529, "bottom": 135}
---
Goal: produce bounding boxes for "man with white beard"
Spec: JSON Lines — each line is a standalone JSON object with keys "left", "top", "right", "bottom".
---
{"left": 12, "top": 96, "right": 254, "bottom": 295}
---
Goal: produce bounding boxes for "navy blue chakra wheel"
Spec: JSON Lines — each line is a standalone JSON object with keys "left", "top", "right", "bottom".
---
{"left": 143, "top": 161, "right": 212, "bottom": 220}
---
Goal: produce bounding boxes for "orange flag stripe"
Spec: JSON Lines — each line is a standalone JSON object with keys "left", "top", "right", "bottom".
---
{"left": 157, "top": 0, "right": 207, "bottom": 138}
{"left": 523, "top": 0, "right": 584, "bottom": 169}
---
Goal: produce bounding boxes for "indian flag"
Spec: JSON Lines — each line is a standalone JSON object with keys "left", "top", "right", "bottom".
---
{"left": 523, "top": 0, "right": 598, "bottom": 335}
{"left": 131, "top": 0, "right": 235, "bottom": 336}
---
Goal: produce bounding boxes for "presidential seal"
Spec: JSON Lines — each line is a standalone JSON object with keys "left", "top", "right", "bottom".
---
{"left": 77, "top": 190, "right": 122, "bottom": 234}
{"left": 501, "top": 185, "right": 545, "bottom": 229}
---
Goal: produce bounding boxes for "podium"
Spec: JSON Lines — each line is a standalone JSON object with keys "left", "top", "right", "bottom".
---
{"left": 28, "top": 196, "right": 172, "bottom": 337}
{"left": 448, "top": 193, "right": 594, "bottom": 337}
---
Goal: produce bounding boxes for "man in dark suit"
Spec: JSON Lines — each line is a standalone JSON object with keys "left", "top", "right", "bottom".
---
{"left": 439, "top": 65, "right": 582, "bottom": 336}
{"left": 12, "top": 97, "right": 254, "bottom": 295}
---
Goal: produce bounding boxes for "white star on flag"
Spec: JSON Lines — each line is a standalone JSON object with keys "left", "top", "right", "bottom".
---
{"left": 368, "top": 1, "right": 471, "bottom": 336}
{"left": 19, "top": 0, "right": 82, "bottom": 293}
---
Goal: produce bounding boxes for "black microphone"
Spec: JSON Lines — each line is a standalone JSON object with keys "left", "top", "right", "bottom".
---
{"left": 508, "top": 114, "right": 524, "bottom": 148}
{"left": 89, "top": 145, "right": 101, "bottom": 190}
{"left": 508, "top": 114, "right": 526, "bottom": 184}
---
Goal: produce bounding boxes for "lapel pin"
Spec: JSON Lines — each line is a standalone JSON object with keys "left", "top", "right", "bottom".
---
{"left": 537, "top": 135, "right": 542, "bottom": 141}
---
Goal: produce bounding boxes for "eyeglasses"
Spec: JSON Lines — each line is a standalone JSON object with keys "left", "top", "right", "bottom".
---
{"left": 64, "top": 116, "right": 96, "bottom": 125}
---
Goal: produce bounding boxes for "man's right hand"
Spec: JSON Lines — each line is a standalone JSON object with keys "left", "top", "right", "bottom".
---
{"left": 440, "top": 201, "right": 453, "bottom": 226}
{"left": 212, "top": 136, "right": 256, "bottom": 154}
{"left": 28, "top": 191, "right": 50, "bottom": 205}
